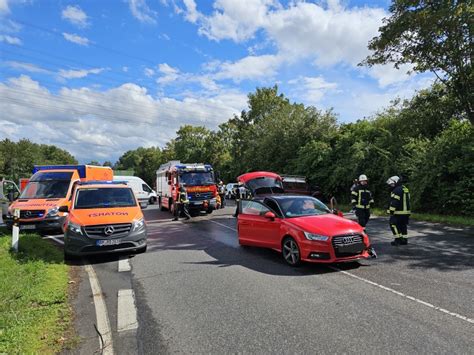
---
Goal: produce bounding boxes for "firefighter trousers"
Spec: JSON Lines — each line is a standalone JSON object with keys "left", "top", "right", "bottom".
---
{"left": 174, "top": 202, "right": 191, "bottom": 220}
{"left": 389, "top": 215, "right": 409, "bottom": 238}
{"left": 355, "top": 208, "right": 370, "bottom": 227}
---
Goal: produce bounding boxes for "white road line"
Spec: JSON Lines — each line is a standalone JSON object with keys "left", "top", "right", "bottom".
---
{"left": 117, "top": 289, "right": 138, "bottom": 332}
{"left": 84, "top": 264, "right": 115, "bottom": 355}
{"left": 330, "top": 266, "right": 474, "bottom": 325}
{"left": 208, "top": 219, "right": 238, "bottom": 232}
{"left": 118, "top": 257, "right": 131, "bottom": 272}
{"left": 208, "top": 221, "right": 474, "bottom": 325}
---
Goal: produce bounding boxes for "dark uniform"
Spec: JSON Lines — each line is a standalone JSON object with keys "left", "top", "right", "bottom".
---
{"left": 351, "top": 185, "right": 374, "bottom": 227}
{"left": 173, "top": 186, "right": 191, "bottom": 221}
{"left": 388, "top": 184, "right": 411, "bottom": 245}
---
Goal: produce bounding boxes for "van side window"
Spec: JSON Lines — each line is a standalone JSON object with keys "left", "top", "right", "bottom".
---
{"left": 142, "top": 184, "right": 152, "bottom": 193}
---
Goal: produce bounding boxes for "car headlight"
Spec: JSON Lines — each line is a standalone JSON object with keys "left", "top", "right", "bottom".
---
{"left": 304, "top": 232, "right": 329, "bottom": 241}
{"left": 133, "top": 218, "right": 145, "bottom": 231}
{"left": 68, "top": 222, "right": 82, "bottom": 235}
{"left": 46, "top": 207, "right": 59, "bottom": 217}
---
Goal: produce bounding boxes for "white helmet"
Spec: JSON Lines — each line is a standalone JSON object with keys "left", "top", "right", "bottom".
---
{"left": 386, "top": 176, "right": 400, "bottom": 185}
{"left": 359, "top": 174, "right": 368, "bottom": 181}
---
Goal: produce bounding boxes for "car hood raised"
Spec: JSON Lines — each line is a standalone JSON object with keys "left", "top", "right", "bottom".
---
{"left": 285, "top": 214, "right": 362, "bottom": 237}
{"left": 70, "top": 207, "right": 142, "bottom": 226}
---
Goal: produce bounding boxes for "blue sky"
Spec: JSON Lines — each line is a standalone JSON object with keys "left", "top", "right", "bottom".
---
{"left": 0, "top": 0, "right": 433, "bottom": 163}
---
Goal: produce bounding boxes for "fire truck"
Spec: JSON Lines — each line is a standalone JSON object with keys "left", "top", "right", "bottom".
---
{"left": 156, "top": 161, "right": 218, "bottom": 215}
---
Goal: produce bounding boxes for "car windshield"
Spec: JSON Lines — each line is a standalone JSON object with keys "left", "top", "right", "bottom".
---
{"left": 246, "top": 177, "right": 284, "bottom": 195}
{"left": 278, "top": 197, "right": 330, "bottom": 218}
{"left": 179, "top": 172, "right": 215, "bottom": 185}
{"left": 75, "top": 188, "right": 137, "bottom": 209}
{"left": 20, "top": 172, "right": 72, "bottom": 199}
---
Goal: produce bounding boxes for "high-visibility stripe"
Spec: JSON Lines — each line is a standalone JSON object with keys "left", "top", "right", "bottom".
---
{"left": 355, "top": 205, "right": 370, "bottom": 209}
{"left": 391, "top": 193, "right": 400, "bottom": 200}
{"left": 391, "top": 224, "right": 400, "bottom": 237}
{"left": 389, "top": 206, "right": 396, "bottom": 211}
{"left": 394, "top": 211, "right": 410, "bottom": 215}
{"left": 351, "top": 191, "right": 358, "bottom": 196}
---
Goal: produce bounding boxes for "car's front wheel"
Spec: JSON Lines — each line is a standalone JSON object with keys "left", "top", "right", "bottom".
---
{"left": 282, "top": 237, "right": 301, "bottom": 266}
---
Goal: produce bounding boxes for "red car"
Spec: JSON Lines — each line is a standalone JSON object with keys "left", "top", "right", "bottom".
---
{"left": 237, "top": 172, "right": 372, "bottom": 266}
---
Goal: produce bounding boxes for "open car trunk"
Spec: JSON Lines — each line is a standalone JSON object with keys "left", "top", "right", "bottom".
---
{"left": 237, "top": 171, "right": 284, "bottom": 196}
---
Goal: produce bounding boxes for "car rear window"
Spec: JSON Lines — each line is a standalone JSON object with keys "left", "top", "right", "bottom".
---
{"left": 75, "top": 188, "right": 137, "bottom": 209}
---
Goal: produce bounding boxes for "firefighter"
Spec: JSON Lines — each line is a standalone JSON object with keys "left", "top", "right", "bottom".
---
{"left": 218, "top": 180, "right": 226, "bottom": 208}
{"left": 386, "top": 176, "right": 411, "bottom": 246}
{"left": 173, "top": 184, "right": 191, "bottom": 221}
{"left": 233, "top": 181, "right": 243, "bottom": 217}
{"left": 350, "top": 174, "right": 374, "bottom": 228}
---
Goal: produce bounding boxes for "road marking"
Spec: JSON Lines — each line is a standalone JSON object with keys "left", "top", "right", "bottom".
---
{"left": 208, "top": 219, "right": 237, "bottom": 232}
{"left": 44, "top": 235, "right": 65, "bottom": 245}
{"left": 208, "top": 220, "right": 474, "bottom": 325}
{"left": 84, "top": 264, "right": 115, "bottom": 355}
{"left": 118, "top": 257, "right": 131, "bottom": 272}
{"left": 330, "top": 266, "right": 474, "bottom": 325}
{"left": 117, "top": 289, "right": 138, "bottom": 332}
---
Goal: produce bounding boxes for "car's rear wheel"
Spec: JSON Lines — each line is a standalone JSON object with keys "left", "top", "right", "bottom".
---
{"left": 282, "top": 237, "right": 301, "bottom": 266}
{"left": 149, "top": 196, "right": 156, "bottom": 204}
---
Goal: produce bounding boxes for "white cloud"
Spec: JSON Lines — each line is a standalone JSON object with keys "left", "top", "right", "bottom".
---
{"left": 58, "top": 68, "right": 105, "bottom": 80}
{"left": 0, "top": 19, "right": 21, "bottom": 33}
{"left": 122, "top": 66, "right": 129, "bottom": 72}
{"left": 63, "top": 32, "right": 90, "bottom": 46}
{"left": 5, "top": 61, "right": 51, "bottom": 74}
{"left": 0, "top": 34, "right": 22, "bottom": 45}
{"left": 62, "top": 5, "right": 89, "bottom": 27}
{"left": 0, "top": 75, "right": 247, "bottom": 162}
{"left": 183, "top": 0, "right": 200, "bottom": 23}
{"left": 289, "top": 76, "right": 338, "bottom": 104}
{"left": 0, "top": 0, "right": 9, "bottom": 14}
{"left": 156, "top": 63, "right": 180, "bottom": 84}
{"left": 214, "top": 54, "right": 282, "bottom": 82}
{"left": 128, "top": 0, "right": 157, "bottom": 24}
{"left": 196, "top": 0, "right": 277, "bottom": 42}
{"left": 368, "top": 63, "right": 414, "bottom": 88}
{"left": 144, "top": 67, "right": 155, "bottom": 77}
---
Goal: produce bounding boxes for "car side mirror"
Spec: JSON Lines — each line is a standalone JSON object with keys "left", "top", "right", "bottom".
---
{"left": 140, "top": 201, "right": 148, "bottom": 209}
{"left": 58, "top": 205, "right": 69, "bottom": 213}
{"left": 264, "top": 211, "right": 276, "bottom": 220}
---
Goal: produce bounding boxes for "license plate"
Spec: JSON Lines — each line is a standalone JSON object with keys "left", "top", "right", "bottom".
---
{"left": 193, "top": 201, "right": 203, "bottom": 205}
{"left": 20, "top": 225, "right": 36, "bottom": 230}
{"left": 337, "top": 244, "right": 363, "bottom": 254}
{"left": 96, "top": 239, "right": 120, "bottom": 246}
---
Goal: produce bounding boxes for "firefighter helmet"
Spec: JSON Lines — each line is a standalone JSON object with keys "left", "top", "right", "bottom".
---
{"left": 386, "top": 176, "right": 400, "bottom": 185}
{"left": 359, "top": 174, "right": 368, "bottom": 182}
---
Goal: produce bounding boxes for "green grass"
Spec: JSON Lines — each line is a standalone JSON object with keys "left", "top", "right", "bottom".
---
{"left": 337, "top": 205, "right": 474, "bottom": 227}
{"left": 0, "top": 227, "right": 73, "bottom": 354}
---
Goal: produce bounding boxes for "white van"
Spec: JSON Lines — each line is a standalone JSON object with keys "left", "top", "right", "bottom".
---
{"left": 113, "top": 176, "right": 157, "bottom": 204}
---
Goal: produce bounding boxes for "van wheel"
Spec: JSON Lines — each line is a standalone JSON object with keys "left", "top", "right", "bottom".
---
{"left": 64, "top": 251, "right": 77, "bottom": 262}
{"left": 149, "top": 197, "right": 156, "bottom": 204}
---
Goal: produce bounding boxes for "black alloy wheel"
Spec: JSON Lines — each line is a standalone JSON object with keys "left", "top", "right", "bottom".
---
{"left": 282, "top": 237, "right": 301, "bottom": 266}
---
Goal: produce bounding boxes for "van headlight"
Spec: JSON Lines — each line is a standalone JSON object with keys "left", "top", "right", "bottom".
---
{"left": 133, "top": 218, "right": 145, "bottom": 231}
{"left": 304, "top": 232, "right": 329, "bottom": 241}
{"left": 46, "top": 207, "right": 59, "bottom": 217}
{"left": 68, "top": 222, "right": 82, "bottom": 235}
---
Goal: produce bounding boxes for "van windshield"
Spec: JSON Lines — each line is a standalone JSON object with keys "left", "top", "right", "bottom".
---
{"left": 20, "top": 172, "right": 73, "bottom": 199}
{"left": 179, "top": 172, "right": 215, "bottom": 186}
{"left": 75, "top": 188, "right": 137, "bottom": 209}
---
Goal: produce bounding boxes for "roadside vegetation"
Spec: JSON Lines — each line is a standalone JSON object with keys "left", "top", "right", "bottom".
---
{"left": 0, "top": 228, "right": 73, "bottom": 353}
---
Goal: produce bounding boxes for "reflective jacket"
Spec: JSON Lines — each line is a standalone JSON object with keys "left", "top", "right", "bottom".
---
{"left": 351, "top": 185, "right": 374, "bottom": 209}
{"left": 388, "top": 185, "right": 411, "bottom": 215}
{"left": 178, "top": 189, "right": 189, "bottom": 204}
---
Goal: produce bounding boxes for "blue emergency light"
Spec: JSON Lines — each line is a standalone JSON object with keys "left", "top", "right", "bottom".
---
{"left": 33, "top": 165, "right": 87, "bottom": 178}
{"left": 78, "top": 180, "right": 127, "bottom": 185}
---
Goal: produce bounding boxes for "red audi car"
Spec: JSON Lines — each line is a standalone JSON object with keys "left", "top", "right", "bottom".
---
{"left": 237, "top": 172, "right": 372, "bottom": 266}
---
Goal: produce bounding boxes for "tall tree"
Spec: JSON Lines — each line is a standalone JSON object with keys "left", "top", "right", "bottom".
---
{"left": 361, "top": 0, "right": 473, "bottom": 123}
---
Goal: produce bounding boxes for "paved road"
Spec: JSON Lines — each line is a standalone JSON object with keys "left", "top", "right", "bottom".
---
{"left": 67, "top": 203, "right": 474, "bottom": 354}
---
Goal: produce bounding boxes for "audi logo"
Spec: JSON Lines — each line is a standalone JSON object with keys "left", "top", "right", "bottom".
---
{"left": 342, "top": 236, "right": 355, "bottom": 244}
{"left": 104, "top": 226, "right": 115, "bottom": 235}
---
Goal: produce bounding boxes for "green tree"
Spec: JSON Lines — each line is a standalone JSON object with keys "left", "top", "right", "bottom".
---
{"left": 361, "top": 0, "right": 473, "bottom": 123}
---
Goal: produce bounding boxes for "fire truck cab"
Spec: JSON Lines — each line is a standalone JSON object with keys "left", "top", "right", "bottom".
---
{"left": 156, "top": 161, "right": 218, "bottom": 215}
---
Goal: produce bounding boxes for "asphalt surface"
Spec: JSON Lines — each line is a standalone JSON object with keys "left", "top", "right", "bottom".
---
{"left": 67, "top": 203, "right": 474, "bottom": 354}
